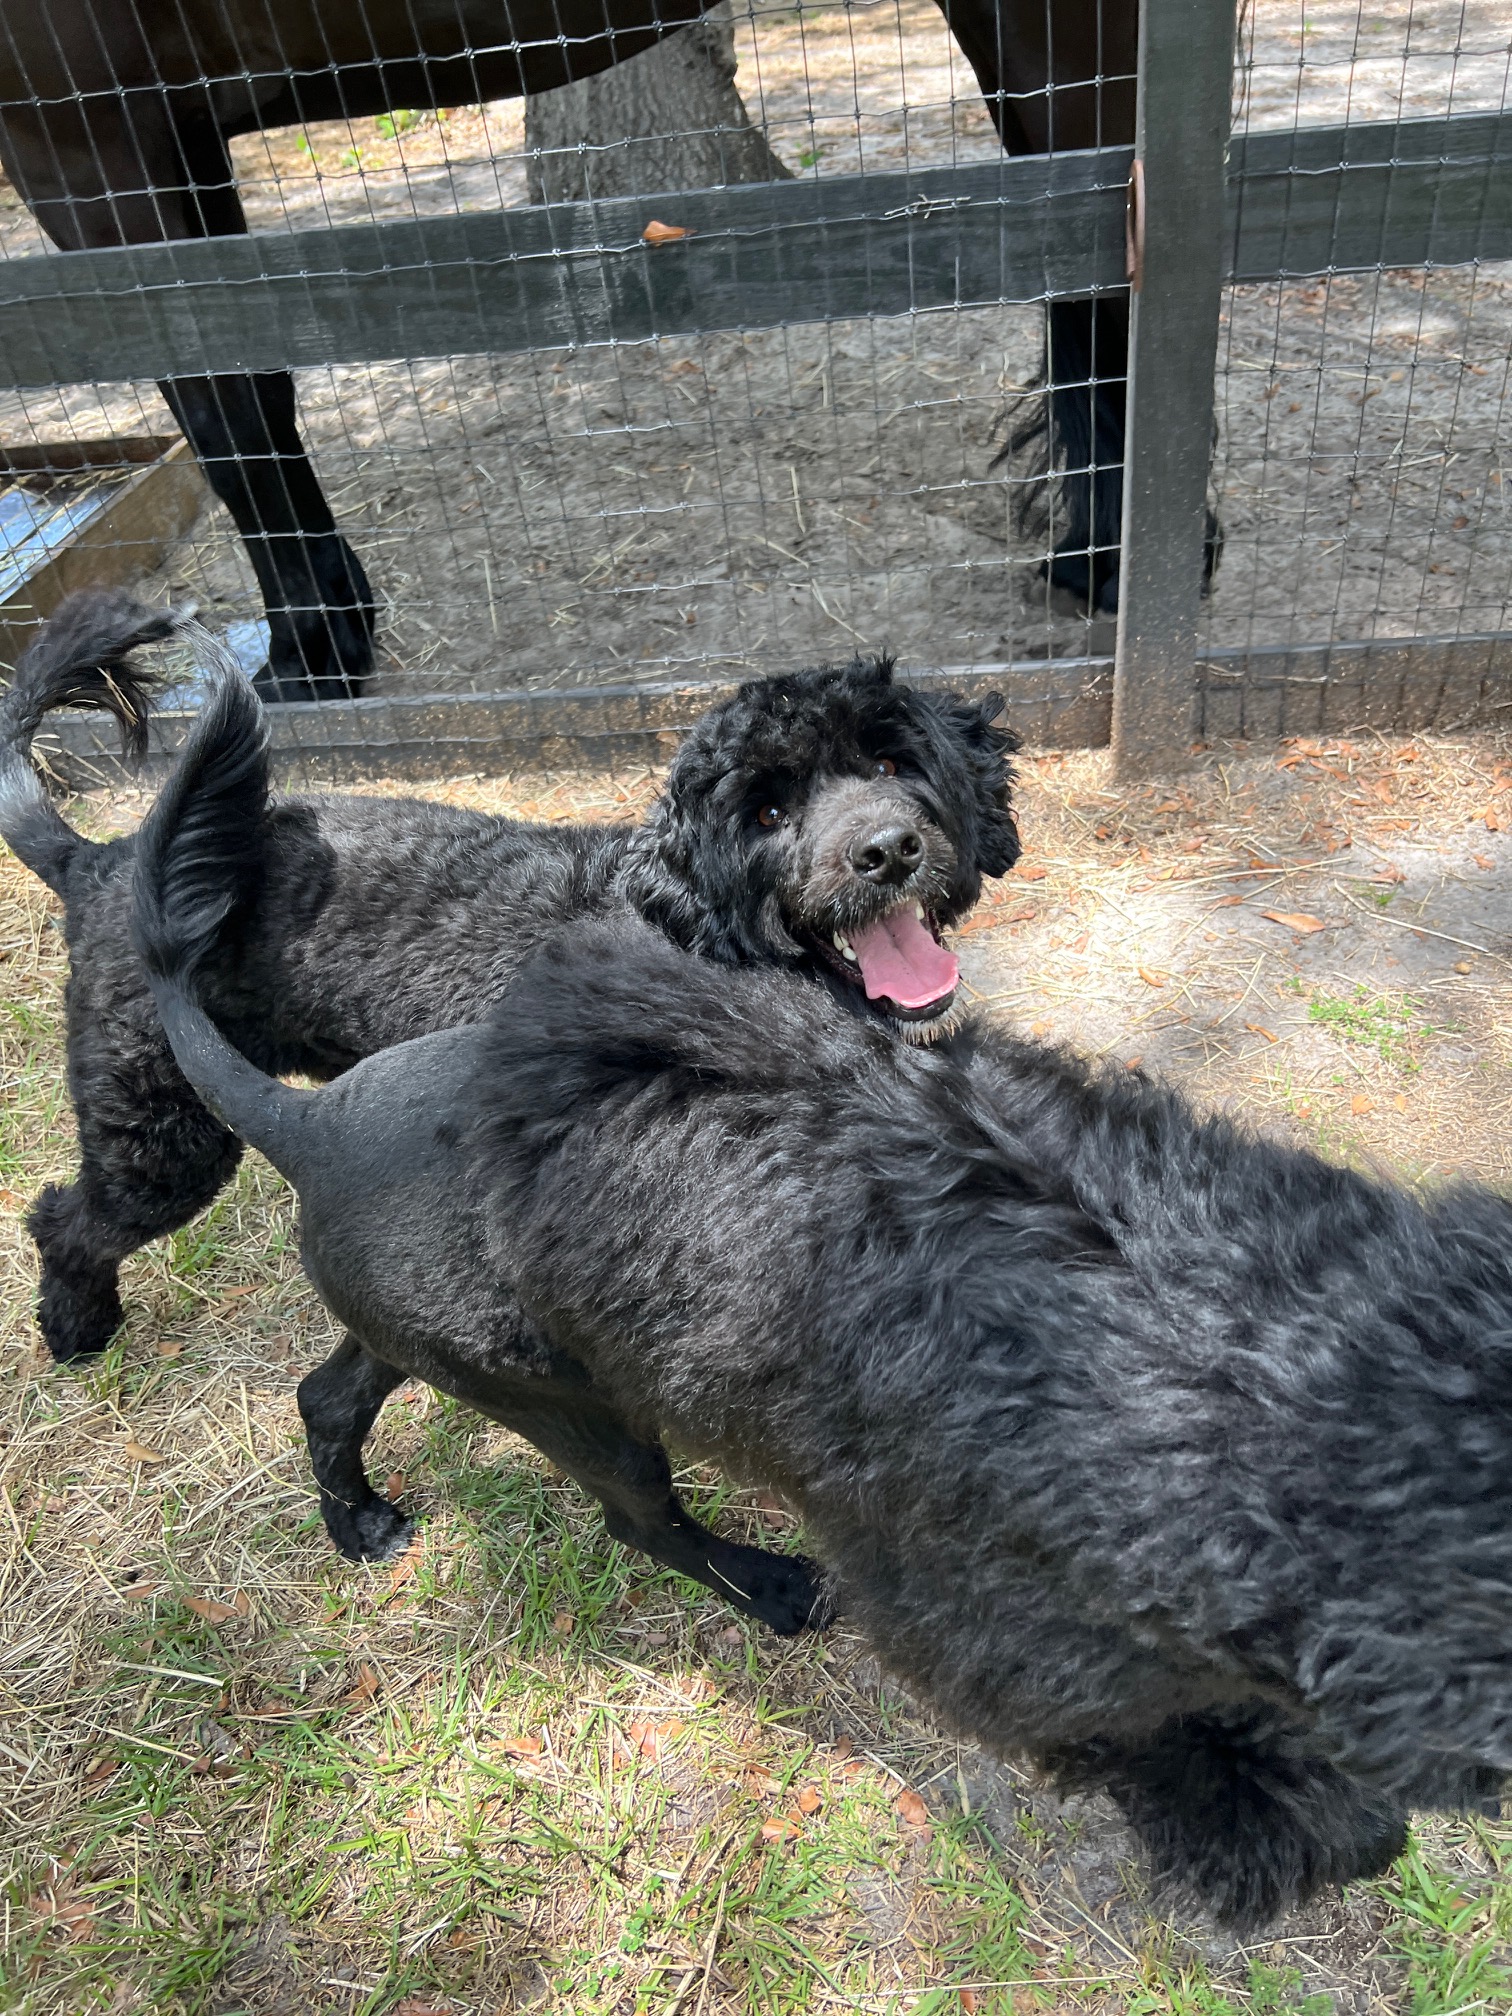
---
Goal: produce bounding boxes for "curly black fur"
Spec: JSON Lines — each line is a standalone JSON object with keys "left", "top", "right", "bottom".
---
{"left": 0, "top": 589, "right": 177, "bottom": 896}
{"left": 129, "top": 687, "right": 834, "bottom": 1629}
{"left": 1, "top": 592, "right": 1019, "bottom": 1360}
{"left": 469, "top": 919, "right": 1512, "bottom": 1925}
{"left": 127, "top": 753, "right": 1512, "bottom": 1928}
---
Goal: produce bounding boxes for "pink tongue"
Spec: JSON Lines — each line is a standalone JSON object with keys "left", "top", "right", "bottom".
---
{"left": 847, "top": 908, "right": 960, "bottom": 1008}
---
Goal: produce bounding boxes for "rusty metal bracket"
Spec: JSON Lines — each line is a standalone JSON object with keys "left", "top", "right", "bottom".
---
{"left": 1125, "top": 158, "right": 1146, "bottom": 292}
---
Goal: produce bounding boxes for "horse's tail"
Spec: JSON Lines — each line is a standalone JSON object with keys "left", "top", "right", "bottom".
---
{"left": 130, "top": 657, "right": 315, "bottom": 1176}
{"left": 0, "top": 590, "right": 179, "bottom": 896}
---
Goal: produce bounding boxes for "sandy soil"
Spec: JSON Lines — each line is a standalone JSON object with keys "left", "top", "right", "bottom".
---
{"left": 0, "top": 2, "right": 1507, "bottom": 697}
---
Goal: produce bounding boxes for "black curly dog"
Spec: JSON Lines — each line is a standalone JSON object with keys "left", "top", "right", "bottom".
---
{"left": 0, "top": 590, "right": 1018, "bottom": 1364}
{"left": 134, "top": 664, "right": 1511, "bottom": 1928}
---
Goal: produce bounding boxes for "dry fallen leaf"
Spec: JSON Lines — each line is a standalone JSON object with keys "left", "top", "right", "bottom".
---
{"left": 183, "top": 1595, "right": 241, "bottom": 1626}
{"left": 628, "top": 1717, "right": 684, "bottom": 1759}
{"left": 832, "top": 1733, "right": 855, "bottom": 1759}
{"left": 760, "top": 1815, "right": 802, "bottom": 1843}
{"left": 1351, "top": 1094, "right": 1375, "bottom": 1117}
{"left": 1124, "top": 1056, "right": 1143, "bottom": 1071}
{"left": 1261, "top": 910, "right": 1327, "bottom": 934}
{"left": 503, "top": 1734, "right": 543, "bottom": 1761}
{"left": 31, "top": 1868, "right": 95, "bottom": 1943}
{"left": 1210, "top": 893, "right": 1244, "bottom": 908}
{"left": 896, "top": 1788, "right": 931, "bottom": 1828}
{"left": 122, "top": 1579, "right": 164, "bottom": 1601}
{"left": 384, "top": 1536, "right": 423, "bottom": 1599}
{"left": 1244, "top": 1024, "right": 1278, "bottom": 1043}
{"left": 1016, "top": 864, "right": 1048, "bottom": 882}
{"left": 1473, "top": 853, "right": 1496, "bottom": 870}
{"left": 1137, "top": 966, "right": 1166, "bottom": 987}
{"left": 552, "top": 1610, "right": 575, "bottom": 1637}
{"left": 122, "top": 1439, "right": 165, "bottom": 1465}
{"left": 155, "top": 1339, "right": 183, "bottom": 1360}
{"left": 342, "top": 1662, "right": 380, "bottom": 1707}
{"left": 1394, "top": 1094, "right": 1409, "bottom": 1113}
{"left": 795, "top": 1784, "right": 823, "bottom": 1815}
{"left": 385, "top": 1471, "right": 406, "bottom": 1501}
{"left": 641, "top": 218, "right": 689, "bottom": 243}
{"left": 960, "top": 1991, "right": 980, "bottom": 2014}
{"left": 1373, "top": 863, "right": 1405, "bottom": 884}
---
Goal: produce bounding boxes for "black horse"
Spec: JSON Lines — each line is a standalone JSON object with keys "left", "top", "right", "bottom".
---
{"left": 0, "top": 2, "right": 1136, "bottom": 697}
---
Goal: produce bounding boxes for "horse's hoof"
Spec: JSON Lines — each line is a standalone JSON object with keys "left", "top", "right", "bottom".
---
{"left": 253, "top": 605, "right": 376, "bottom": 703}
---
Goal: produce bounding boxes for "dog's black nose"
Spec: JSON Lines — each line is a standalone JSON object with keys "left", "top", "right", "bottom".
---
{"left": 849, "top": 823, "right": 924, "bottom": 885}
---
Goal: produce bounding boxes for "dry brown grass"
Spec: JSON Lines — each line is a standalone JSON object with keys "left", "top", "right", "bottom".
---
{"left": 2, "top": 741, "right": 1511, "bottom": 2015}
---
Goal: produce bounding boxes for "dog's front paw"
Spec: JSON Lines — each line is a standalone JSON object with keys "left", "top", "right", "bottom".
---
{"left": 736, "top": 1549, "right": 835, "bottom": 1637}
{"left": 323, "top": 1492, "right": 415, "bottom": 1563}
{"left": 36, "top": 1273, "right": 123, "bottom": 1363}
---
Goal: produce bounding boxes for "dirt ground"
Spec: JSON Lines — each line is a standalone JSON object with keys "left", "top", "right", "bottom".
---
{"left": 3, "top": 724, "right": 1512, "bottom": 2014}
{"left": 0, "top": 2, "right": 1508, "bottom": 696}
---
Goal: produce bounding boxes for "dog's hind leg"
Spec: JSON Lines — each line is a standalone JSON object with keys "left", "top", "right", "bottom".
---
{"left": 297, "top": 1332, "right": 413, "bottom": 1561}
{"left": 30, "top": 1049, "right": 244, "bottom": 1362}
{"left": 498, "top": 1385, "right": 831, "bottom": 1637}
{"left": 1051, "top": 1706, "right": 1408, "bottom": 1928}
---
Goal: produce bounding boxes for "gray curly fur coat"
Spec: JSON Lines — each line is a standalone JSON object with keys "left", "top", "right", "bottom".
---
{"left": 129, "top": 667, "right": 1512, "bottom": 1931}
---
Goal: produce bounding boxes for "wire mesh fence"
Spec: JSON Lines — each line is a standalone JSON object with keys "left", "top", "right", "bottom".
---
{"left": 0, "top": 1, "right": 1507, "bottom": 776}
{"left": 0, "top": 0, "right": 1134, "bottom": 772}
{"left": 1198, "top": 0, "right": 1512, "bottom": 739}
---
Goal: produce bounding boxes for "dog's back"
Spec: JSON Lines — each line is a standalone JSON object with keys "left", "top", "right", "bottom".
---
{"left": 478, "top": 920, "right": 1512, "bottom": 1880}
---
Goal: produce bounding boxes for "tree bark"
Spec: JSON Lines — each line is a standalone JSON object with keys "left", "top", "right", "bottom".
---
{"left": 524, "top": 3, "right": 790, "bottom": 205}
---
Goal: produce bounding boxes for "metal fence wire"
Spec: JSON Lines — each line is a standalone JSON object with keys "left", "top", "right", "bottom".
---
{"left": 0, "top": 1, "right": 1508, "bottom": 780}
{"left": 1199, "top": 1, "right": 1512, "bottom": 746}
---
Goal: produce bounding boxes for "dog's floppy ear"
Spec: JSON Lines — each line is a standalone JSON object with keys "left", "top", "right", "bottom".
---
{"left": 937, "top": 689, "right": 1021, "bottom": 881}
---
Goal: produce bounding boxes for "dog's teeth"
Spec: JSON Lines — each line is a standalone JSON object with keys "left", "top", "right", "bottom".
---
{"left": 914, "top": 904, "right": 926, "bottom": 922}
{"left": 832, "top": 930, "right": 850, "bottom": 953}
{"left": 843, "top": 946, "right": 857, "bottom": 962}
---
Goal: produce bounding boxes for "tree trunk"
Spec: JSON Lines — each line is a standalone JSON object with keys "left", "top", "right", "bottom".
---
{"left": 524, "top": 3, "right": 790, "bottom": 205}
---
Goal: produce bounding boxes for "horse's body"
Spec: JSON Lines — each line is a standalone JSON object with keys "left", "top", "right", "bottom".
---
{"left": 0, "top": 3, "right": 1134, "bottom": 695}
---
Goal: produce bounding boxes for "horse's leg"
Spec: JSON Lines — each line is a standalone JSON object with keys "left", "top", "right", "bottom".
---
{"left": 1045, "top": 294, "right": 1128, "bottom": 614}
{"left": 0, "top": 97, "right": 375, "bottom": 700}
{"left": 156, "top": 371, "right": 377, "bottom": 703}
{"left": 936, "top": 3, "right": 1155, "bottom": 613}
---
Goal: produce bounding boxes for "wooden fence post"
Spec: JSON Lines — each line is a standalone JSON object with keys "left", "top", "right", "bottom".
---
{"left": 1110, "top": 0, "right": 1237, "bottom": 777}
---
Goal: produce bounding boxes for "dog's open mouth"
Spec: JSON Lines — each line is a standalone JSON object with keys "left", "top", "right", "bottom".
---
{"left": 810, "top": 903, "right": 959, "bottom": 1021}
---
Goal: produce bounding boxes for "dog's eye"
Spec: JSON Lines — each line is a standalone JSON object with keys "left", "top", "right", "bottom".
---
{"left": 873, "top": 756, "right": 897, "bottom": 777}
{"left": 756, "top": 803, "right": 786, "bottom": 829}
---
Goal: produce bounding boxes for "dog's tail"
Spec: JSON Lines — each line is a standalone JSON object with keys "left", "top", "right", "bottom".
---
{"left": 130, "top": 657, "right": 316, "bottom": 1177}
{"left": 0, "top": 590, "right": 180, "bottom": 895}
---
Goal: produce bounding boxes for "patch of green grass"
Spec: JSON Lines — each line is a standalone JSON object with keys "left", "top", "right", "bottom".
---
{"left": 1303, "top": 985, "right": 1440, "bottom": 1069}
{"left": 374, "top": 108, "right": 425, "bottom": 141}
{"left": 1383, "top": 1837, "right": 1512, "bottom": 2015}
